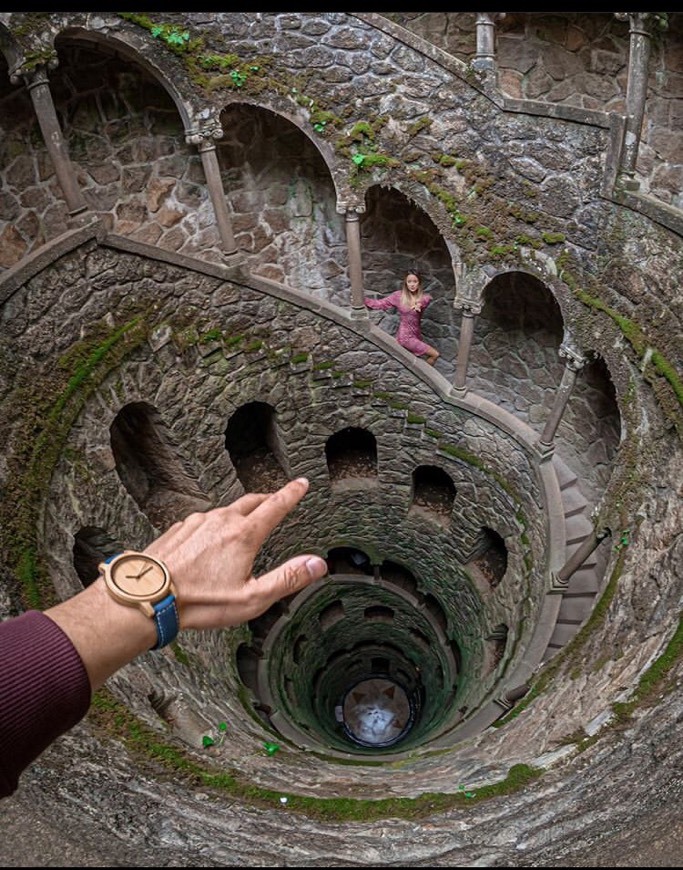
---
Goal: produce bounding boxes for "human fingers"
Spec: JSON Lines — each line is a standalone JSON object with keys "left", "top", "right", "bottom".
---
{"left": 245, "top": 477, "right": 310, "bottom": 537}
{"left": 249, "top": 553, "right": 328, "bottom": 611}
{"left": 227, "top": 492, "right": 270, "bottom": 516}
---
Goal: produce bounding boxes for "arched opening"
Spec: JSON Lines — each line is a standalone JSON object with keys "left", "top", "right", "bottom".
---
{"left": 470, "top": 271, "right": 565, "bottom": 422}
{"left": 325, "top": 426, "right": 378, "bottom": 488}
{"left": 225, "top": 400, "right": 289, "bottom": 492}
{"left": 409, "top": 464, "right": 457, "bottom": 524}
{"left": 326, "top": 547, "right": 373, "bottom": 576}
{"left": 72, "top": 525, "right": 123, "bottom": 588}
{"left": 471, "top": 527, "right": 508, "bottom": 589}
{"left": 217, "top": 102, "right": 344, "bottom": 299}
{"left": 110, "top": 401, "right": 210, "bottom": 529}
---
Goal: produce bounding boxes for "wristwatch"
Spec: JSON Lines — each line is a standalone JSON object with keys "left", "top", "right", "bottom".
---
{"left": 99, "top": 551, "right": 179, "bottom": 650}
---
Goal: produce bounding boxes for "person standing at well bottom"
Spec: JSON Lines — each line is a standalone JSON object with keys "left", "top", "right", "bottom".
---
{"left": 364, "top": 270, "right": 440, "bottom": 366}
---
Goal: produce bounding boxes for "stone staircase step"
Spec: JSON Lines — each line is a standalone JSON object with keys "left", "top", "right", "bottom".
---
{"left": 566, "top": 567, "right": 600, "bottom": 594}
{"left": 556, "top": 594, "right": 595, "bottom": 623}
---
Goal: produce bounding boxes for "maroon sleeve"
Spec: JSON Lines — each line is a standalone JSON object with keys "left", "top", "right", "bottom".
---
{"left": 0, "top": 610, "right": 91, "bottom": 799}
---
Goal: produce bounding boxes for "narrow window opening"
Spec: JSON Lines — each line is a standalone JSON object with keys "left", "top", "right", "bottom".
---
{"left": 319, "top": 600, "right": 345, "bottom": 631}
{"left": 226, "top": 401, "right": 289, "bottom": 492}
{"left": 409, "top": 465, "right": 456, "bottom": 524}
{"left": 73, "top": 525, "right": 123, "bottom": 588}
{"left": 326, "top": 547, "right": 373, "bottom": 575}
{"left": 111, "top": 401, "right": 209, "bottom": 529}
{"left": 364, "top": 605, "right": 394, "bottom": 623}
{"left": 325, "top": 426, "right": 377, "bottom": 487}
{"left": 472, "top": 528, "right": 508, "bottom": 588}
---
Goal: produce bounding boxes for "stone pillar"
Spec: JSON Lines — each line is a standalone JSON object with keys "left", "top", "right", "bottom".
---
{"left": 14, "top": 64, "right": 88, "bottom": 219}
{"left": 473, "top": 14, "right": 498, "bottom": 72}
{"left": 615, "top": 12, "right": 664, "bottom": 189}
{"left": 452, "top": 300, "right": 481, "bottom": 394}
{"left": 550, "top": 528, "right": 611, "bottom": 592}
{"left": 345, "top": 208, "right": 365, "bottom": 309}
{"left": 536, "top": 345, "right": 586, "bottom": 459}
{"left": 186, "top": 124, "right": 241, "bottom": 260}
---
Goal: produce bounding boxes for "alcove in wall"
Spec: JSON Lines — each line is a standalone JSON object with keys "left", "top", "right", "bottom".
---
{"left": 225, "top": 400, "right": 289, "bottom": 492}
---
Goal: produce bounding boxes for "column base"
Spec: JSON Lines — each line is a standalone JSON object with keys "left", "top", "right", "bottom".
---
{"left": 549, "top": 571, "right": 569, "bottom": 593}
{"left": 534, "top": 439, "right": 555, "bottom": 461}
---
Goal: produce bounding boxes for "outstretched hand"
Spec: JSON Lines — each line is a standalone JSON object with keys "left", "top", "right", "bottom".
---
{"left": 46, "top": 477, "right": 328, "bottom": 691}
{"left": 145, "top": 476, "right": 328, "bottom": 630}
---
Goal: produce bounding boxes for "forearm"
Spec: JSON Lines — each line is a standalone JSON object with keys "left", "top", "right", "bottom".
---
{"left": 45, "top": 577, "right": 156, "bottom": 692}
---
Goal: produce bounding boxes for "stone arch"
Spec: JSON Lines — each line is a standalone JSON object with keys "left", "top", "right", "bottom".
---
{"left": 54, "top": 25, "right": 198, "bottom": 130}
{"left": 326, "top": 546, "right": 373, "bottom": 576}
{"left": 360, "top": 183, "right": 457, "bottom": 361}
{"left": 217, "top": 101, "right": 345, "bottom": 297}
{"left": 469, "top": 527, "right": 508, "bottom": 589}
{"left": 72, "top": 525, "right": 123, "bottom": 588}
{"left": 225, "top": 400, "right": 290, "bottom": 492}
{"left": 110, "top": 401, "right": 210, "bottom": 530}
{"left": 325, "top": 425, "right": 378, "bottom": 488}
{"left": 468, "top": 269, "right": 565, "bottom": 422}
{"left": 409, "top": 464, "right": 457, "bottom": 525}
{"left": 0, "top": 22, "right": 22, "bottom": 71}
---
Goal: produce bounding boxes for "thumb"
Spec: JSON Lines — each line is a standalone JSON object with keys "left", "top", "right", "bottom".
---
{"left": 256, "top": 553, "right": 328, "bottom": 604}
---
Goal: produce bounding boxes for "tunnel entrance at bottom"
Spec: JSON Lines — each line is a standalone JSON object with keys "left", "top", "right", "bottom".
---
{"left": 340, "top": 677, "right": 415, "bottom": 748}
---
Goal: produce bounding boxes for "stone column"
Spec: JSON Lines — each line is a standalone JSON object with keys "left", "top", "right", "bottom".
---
{"left": 14, "top": 64, "right": 87, "bottom": 219}
{"left": 452, "top": 300, "right": 481, "bottom": 394}
{"left": 550, "top": 528, "right": 611, "bottom": 592}
{"left": 615, "top": 12, "right": 664, "bottom": 189}
{"left": 345, "top": 208, "right": 365, "bottom": 310}
{"left": 536, "top": 345, "right": 586, "bottom": 459}
{"left": 473, "top": 14, "right": 498, "bottom": 72}
{"left": 186, "top": 124, "right": 241, "bottom": 260}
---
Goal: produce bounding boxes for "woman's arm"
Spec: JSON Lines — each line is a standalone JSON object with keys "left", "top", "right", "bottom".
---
{"left": 365, "top": 290, "right": 400, "bottom": 311}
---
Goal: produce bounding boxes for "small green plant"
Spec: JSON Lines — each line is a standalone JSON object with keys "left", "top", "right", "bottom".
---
{"left": 613, "top": 529, "right": 630, "bottom": 551}
{"left": 202, "top": 721, "right": 228, "bottom": 748}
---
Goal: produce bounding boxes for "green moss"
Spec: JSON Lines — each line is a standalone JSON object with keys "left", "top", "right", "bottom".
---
{"left": 407, "top": 117, "right": 432, "bottom": 137}
{"left": 170, "top": 642, "right": 191, "bottom": 666}
{"left": 1, "top": 317, "right": 147, "bottom": 609}
{"left": 573, "top": 286, "right": 683, "bottom": 418}
{"left": 406, "top": 413, "right": 426, "bottom": 424}
{"left": 431, "top": 153, "right": 465, "bottom": 169}
{"left": 612, "top": 614, "right": 683, "bottom": 720}
{"left": 291, "top": 352, "right": 309, "bottom": 364}
{"left": 313, "top": 360, "right": 335, "bottom": 370}
{"left": 88, "top": 687, "right": 545, "bottom": 819}
{"left": 541, "top": 232, "right": 565, "bottom": 244}
{"left": 199, "top": 328, "right": 224, "bottom": 343}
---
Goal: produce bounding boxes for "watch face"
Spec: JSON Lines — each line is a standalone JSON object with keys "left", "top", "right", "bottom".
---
{"left": 108, "top": 553, "right": 170, "bottom": 601}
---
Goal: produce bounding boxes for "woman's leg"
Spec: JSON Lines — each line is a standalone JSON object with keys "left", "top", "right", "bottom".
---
{"left": 424, "top": 345, "right": 440, "bottom": 366}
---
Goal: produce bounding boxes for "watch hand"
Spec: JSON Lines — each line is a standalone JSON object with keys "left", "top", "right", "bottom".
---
{"left": 125, "top": 566, "right": 154, "bottom": 580}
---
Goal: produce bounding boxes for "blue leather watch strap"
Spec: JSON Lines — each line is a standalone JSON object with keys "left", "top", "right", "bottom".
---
{"left": 152, "top": 593, "right": 179, "bottom": 650}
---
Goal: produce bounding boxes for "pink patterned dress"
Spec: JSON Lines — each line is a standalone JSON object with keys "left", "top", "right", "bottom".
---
{"left": 365, "top": 290, "right": 433, "bottom": 356}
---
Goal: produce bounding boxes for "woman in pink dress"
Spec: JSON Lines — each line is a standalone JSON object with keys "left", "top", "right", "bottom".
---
{"left": 364, "top": 271, "right": 440, "bottom": 366}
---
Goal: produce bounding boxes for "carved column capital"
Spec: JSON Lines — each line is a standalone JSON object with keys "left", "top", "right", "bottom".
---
{"left": 10, "top": 55, "right": 58, "bottom": 87}
{"left": 615, "top": 12, "right": 669, "bottom": 36}
{"left": 558, "top": 344, "right": 587, "bottom": 372}
{"left": 453, "top": 297, "right": 482, "bottom": 316}
{"left": 337, "top": 201, "right": 366, "bottom": 215}
{"left": 185, "top": 123, "right": 224, "bottom": 150}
